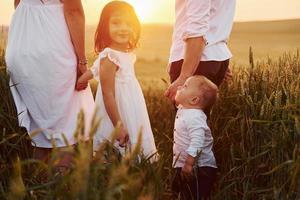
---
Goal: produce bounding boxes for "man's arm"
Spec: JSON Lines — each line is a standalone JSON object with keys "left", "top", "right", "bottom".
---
{"left": 165, "top": 0, "right": 210, "bottom": 100}
{"left": 179, "top": 0, "right": 211, "bottom": 78}
{"left": 179, "top": 37, "right": 206, "bottom": 80}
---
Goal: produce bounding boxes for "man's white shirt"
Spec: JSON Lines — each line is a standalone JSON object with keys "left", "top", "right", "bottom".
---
{"left": 169, "top": 0, "right": 236, "bottom": 64}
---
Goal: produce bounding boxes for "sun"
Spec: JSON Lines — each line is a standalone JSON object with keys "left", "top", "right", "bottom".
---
{"left": 125, "top": 0, "right": 154, "bottom": 23}
{"left": 94, "top": 0, "right": 158, "bottom": 24}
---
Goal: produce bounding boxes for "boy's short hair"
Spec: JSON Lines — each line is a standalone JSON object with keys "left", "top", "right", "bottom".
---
{"left": 192, "top": 75, "right": 219, "bottom": 109}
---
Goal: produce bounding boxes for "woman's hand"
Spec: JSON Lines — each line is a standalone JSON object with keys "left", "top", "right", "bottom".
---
{"left": 75, "top": 61, "right": 89, "bottom": 90}
{"left": 78, "top": 60, "right": 88, "bottom": 74}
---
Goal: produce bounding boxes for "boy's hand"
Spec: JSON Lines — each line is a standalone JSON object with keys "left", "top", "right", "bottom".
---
{"left": 181, "top": 163, "right": 194, "bottom": 179}
{"left": 181, "top": 154, "right": 195, "bottom": 179}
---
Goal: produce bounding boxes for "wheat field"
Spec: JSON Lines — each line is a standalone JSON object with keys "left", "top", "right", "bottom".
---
{"left": 0, "top": 20, "right": 300, "bottom": 199}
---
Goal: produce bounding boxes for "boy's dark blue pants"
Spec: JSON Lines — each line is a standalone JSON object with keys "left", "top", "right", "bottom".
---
{"left": 172, "top": 166, "right": 217, "bottom": 200}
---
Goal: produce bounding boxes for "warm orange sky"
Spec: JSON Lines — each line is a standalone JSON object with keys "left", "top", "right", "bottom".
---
{"left": 1, "top": 0, "right": 300, "bottom": 25}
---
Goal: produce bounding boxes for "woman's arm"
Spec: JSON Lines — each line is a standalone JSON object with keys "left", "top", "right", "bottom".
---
{"left": 63, "top": 0, "right": 86, "bottom": 73}
{"left": 14, "top": 0, "right": 20, "bottom": 9}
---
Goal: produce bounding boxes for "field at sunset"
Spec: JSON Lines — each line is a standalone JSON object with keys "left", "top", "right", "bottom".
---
{"left": 2, "top": 19, "right": 300, "bottom": 81}
{"left": 82, "top": 19, "right": 300, "bottom": 86}
{"left": 1, "top": 18, "right": 300, "bottom": 199}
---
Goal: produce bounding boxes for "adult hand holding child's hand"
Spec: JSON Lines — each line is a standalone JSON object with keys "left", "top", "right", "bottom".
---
{"left": 75, "top": 61, "right": 88, "bottom": 91}
{"left": 164, "top": 76, "right": 186, "bottom": 101}
{"left": 76, "top": 73, "right": 88, "bottom": 91}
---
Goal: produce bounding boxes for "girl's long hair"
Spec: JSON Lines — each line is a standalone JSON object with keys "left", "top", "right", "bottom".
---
{"left": 94, "top": 1, "right": 141, "bottom": 54}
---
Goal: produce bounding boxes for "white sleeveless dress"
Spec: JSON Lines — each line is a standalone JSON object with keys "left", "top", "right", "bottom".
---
{"left": 91, "top": 48, "right": 158, "bottom": 158}
{"left": 5, "top": 0, "right": 95, "bottom": 148}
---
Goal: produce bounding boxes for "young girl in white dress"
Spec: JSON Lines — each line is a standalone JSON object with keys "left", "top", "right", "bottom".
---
{"left": 77, "top": 1, "right": 158, "bottom": 159}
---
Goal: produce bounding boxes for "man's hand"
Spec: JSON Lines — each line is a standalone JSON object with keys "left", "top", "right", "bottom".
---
{"left": 164, "top": 76, "right": 187, "bottom": 101}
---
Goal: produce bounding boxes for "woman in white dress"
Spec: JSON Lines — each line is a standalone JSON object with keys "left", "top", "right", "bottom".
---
{"left": 5, "top": 0, "right": 95, "bottom": 168}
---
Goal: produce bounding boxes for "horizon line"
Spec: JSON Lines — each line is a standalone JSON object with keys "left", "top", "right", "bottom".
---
{"left": 86, "top": 17, "right": 300, "bottom": 26}
{"left": 1, "top": 17, "right": 300, "bottom": 27}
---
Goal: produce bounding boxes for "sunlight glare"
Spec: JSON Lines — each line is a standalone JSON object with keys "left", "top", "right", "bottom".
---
{"left": 123, "top": 0, "right": 155, "bottom": 23}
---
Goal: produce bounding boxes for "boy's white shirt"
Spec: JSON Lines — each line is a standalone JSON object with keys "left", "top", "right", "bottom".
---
{"left": 173, "top": 106, "right": 217, "bottom": 168}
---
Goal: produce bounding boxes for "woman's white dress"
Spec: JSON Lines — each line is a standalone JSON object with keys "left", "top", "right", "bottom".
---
{"left": 91, "top": 48, "right": 157, "bottom": 158}
{"left": 5, "top": 0, "right": 95, "bottom": 148}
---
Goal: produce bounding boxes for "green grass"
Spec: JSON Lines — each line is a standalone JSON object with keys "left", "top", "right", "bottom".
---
{"left": 1, "top": 46, "right": 300, "bottom": 199}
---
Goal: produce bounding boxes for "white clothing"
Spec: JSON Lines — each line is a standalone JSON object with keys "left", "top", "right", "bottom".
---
{"left": 5, "top": 0, "right": 95, "bottom": 147}
{"left": 169, "top": 0, "right": 236, "bottom": 63}
{"left": 173, "top": 107, "right": 217, "bottom": 168}
{"left": 91, "top": 48, "right": 157, "bottom": 158}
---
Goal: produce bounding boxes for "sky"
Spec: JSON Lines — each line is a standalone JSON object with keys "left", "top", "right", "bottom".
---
{"left": 1, "top": 0, "right": 300, "bottom": 25}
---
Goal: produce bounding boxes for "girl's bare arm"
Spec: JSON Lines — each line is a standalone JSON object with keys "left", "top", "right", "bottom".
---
{"left": 100, "top": 58, "right": 122, "bottom": 126}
